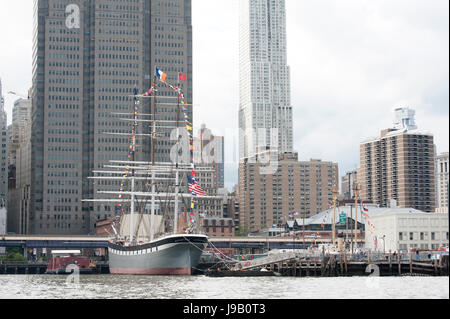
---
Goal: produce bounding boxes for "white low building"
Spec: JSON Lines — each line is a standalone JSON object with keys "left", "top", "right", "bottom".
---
{"left": 365, "top": 209, "right": 449, "bottom": 253}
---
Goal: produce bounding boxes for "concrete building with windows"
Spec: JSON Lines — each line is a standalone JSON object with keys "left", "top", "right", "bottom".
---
{"left": 7, "top": 113, "right": 32, "bottom": 235}
{"left": 31, "top": 0, "right": 193, "bottom": 235}
{"left": 193, "top": 164, "right": 223, "bottom": 218}
{"left": 239, "top": 0, "right": 293, "bottom": 161}
{"left": 359, "top": 108, "right": 436, "bottom": 212}
{"left": 341, "top": 170, "right": 357, "bottom": 200}
{"left": 239, "top": 152, "right": 339, "bottom": 232}
{"left": 201, "top": 216, "right": 235, "bottom": 238}
{"left": 0, "top": 79, "right": 8, "bottom": 207}
{"left": 195, "top": 124, "right": 225, "bottom": 189}
{"left": 436, "top": 152, "right": 449, "bottom": 213}
{"left": 364, "top": 209, "right": 449, "bottom": 252}
{"left": 8, "top": 98, "right": 31, "bottom": 167}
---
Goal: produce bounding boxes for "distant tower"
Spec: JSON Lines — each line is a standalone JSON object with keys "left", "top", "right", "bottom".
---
{"left": 0, "top": 79, "right": 8, "bottom": 206}
{"left": 239, "top": 0, "right": 293, "bottom": 161}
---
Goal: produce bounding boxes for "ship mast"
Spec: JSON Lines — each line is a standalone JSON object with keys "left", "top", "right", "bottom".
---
{"left": 150, "top": 75, "right": 157, "bottom": 242}
{"left": 174, "top": 77, "right": 181, "bottom": 235}
{"left": 129, "top": 88, "right": 139, "bottom": 245}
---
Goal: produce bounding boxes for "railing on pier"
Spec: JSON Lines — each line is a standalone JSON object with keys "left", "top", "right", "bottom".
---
{"left": 230, "top": 250, "right": 449, "bottom": 276}
{"left": 234, "top": 251, "right": 302, "bottom": 271}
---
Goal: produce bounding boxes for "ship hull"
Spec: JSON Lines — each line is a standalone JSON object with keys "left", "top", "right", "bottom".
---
{"left": 108, "top": 234, "right": 208, "bottom": 276}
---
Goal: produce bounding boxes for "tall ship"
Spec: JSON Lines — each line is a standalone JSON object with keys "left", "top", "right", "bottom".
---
{"left": 85, "top": 69, "right": 216, "bottom": 275}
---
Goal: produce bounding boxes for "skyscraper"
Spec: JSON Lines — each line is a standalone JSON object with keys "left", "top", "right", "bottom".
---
{"left": 0, "top": 79, "right": 8, "bottom": 207}
{"left": 239, "top": 0, "right": 293, "bottom": 161}
{"left": 31, "top": 0, "right": 192, "bottom": 235}
{"left": 9, "top": 98, "right": 31, "bottom": 167}
{"left": 359, "top": 108, "right": 436, "bottom": 212}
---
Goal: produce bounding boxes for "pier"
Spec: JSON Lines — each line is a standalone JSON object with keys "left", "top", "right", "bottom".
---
{"left": 204, "top": 251, "right": 449, "bottom": 277}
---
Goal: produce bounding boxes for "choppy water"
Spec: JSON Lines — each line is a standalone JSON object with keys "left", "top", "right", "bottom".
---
{"left": 0, "top": 275, "right": 448, "bottom": 299}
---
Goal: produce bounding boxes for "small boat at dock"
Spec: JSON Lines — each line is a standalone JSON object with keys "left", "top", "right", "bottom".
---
{"left": 46, "top": 250, "right": 96, "bottom": 275}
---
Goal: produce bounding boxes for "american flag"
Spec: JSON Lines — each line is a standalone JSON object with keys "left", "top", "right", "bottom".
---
{"left": 188, "top": 176, "right": 207, "bottom": 197}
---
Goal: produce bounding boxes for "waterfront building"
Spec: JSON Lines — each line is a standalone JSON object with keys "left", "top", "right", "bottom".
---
{"left": 201, "top": 216, "right": 235, "bottom": 238}
{"left": 341, "top": 170, "right": 357, "bottom": 200}
{"left": 239, "top": 152, "right": 339, "bottom": 232}
{"left": 239, "top": 0, "right": 293, "bottom": 161}
{"left": 359, "top": 108, "right": 436, "bottom": 212}
{"left": 435, "top": 152, "right": 449, "bottom": 213}
{"left": 284, "top": 204, "right": 371, "bottom": 244}
{"left": 364, "top": 210, "right": 449, "bottom": 252}
{"left": 31, "top": 0, "right": 193, "bottom": 235}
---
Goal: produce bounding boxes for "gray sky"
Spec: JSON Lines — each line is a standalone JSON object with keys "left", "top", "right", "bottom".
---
{"left": 1, "top": 0, "right": 449, "bottom": 190}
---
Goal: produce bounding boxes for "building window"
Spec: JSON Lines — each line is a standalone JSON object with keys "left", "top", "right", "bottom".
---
{"left": 431, "top": 232, "right": 435, "bottom": 241}
{"left": 399, "top": 232, "right": 403, "bottom": 241}
{"left": 409, "top": 232, "right": 414, "bottom": 241}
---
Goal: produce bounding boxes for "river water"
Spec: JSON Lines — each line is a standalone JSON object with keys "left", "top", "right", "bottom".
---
{"left": 0, "top": 275, "right": 448, "bottom": 299}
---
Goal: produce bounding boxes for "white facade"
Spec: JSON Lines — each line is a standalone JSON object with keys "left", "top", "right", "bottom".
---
{"left": 436, "top": 152, "right": 449, "bottom": 213}
{"left": 239, "top": 0, "right": 293, "bottom": 161}
{"left": 365, "top": 209, "right": 449, "bottom": 252}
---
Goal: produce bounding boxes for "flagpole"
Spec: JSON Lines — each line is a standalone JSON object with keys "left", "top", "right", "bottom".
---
{"left": 150, "top": 75, "right": 157, "bottom": 241}
{"left": 174, "top": 74, "right": 181, "bottom": 235}
{"left": 350, "top": 203, "right": 354, "bottom": 254}
{"left": 354, "top": 184, "right": 359, "bottom": 252}
{"left": 332, "top": 186, "right": 338, "bottom": 247}
{"left": 303, "top": 212, "right": 305, "bottom": 249}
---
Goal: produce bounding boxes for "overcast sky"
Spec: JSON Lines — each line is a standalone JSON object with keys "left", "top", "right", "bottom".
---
{"left": 1, "top": 0, "right": 449, "bottom": 190}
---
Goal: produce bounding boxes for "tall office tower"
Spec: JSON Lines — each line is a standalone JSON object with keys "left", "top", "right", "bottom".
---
{"left": 31, "top": 0, "right": 192, "bottom": 235}
{"left": 239, "top": 152, "right": 338, "bottom": 232}
{"left": 436, "top": 152, "right": 449, "bottom": 213}
{"left": 341, "top": 170, "right": 357, "bottom": 200}
{"left": 239, "top": 0, "right": 293, "bottom": 161}
{"left": 0, "top": 79, "right": 8, "bottom": 207}
{"left": 7, "top": 116, "right": 32, "bottom": 235}
{"left": 359, "top": 108, "right": 436, "bottom": 212}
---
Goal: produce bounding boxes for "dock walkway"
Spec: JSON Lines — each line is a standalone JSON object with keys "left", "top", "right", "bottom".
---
{"left": 226, "top": 251, "right": 449, "bottom": 277}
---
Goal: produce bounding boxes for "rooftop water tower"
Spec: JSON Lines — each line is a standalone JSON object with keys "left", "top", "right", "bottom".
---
{"left": 393, "top": 107, "right": 418, "bottom": 131}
